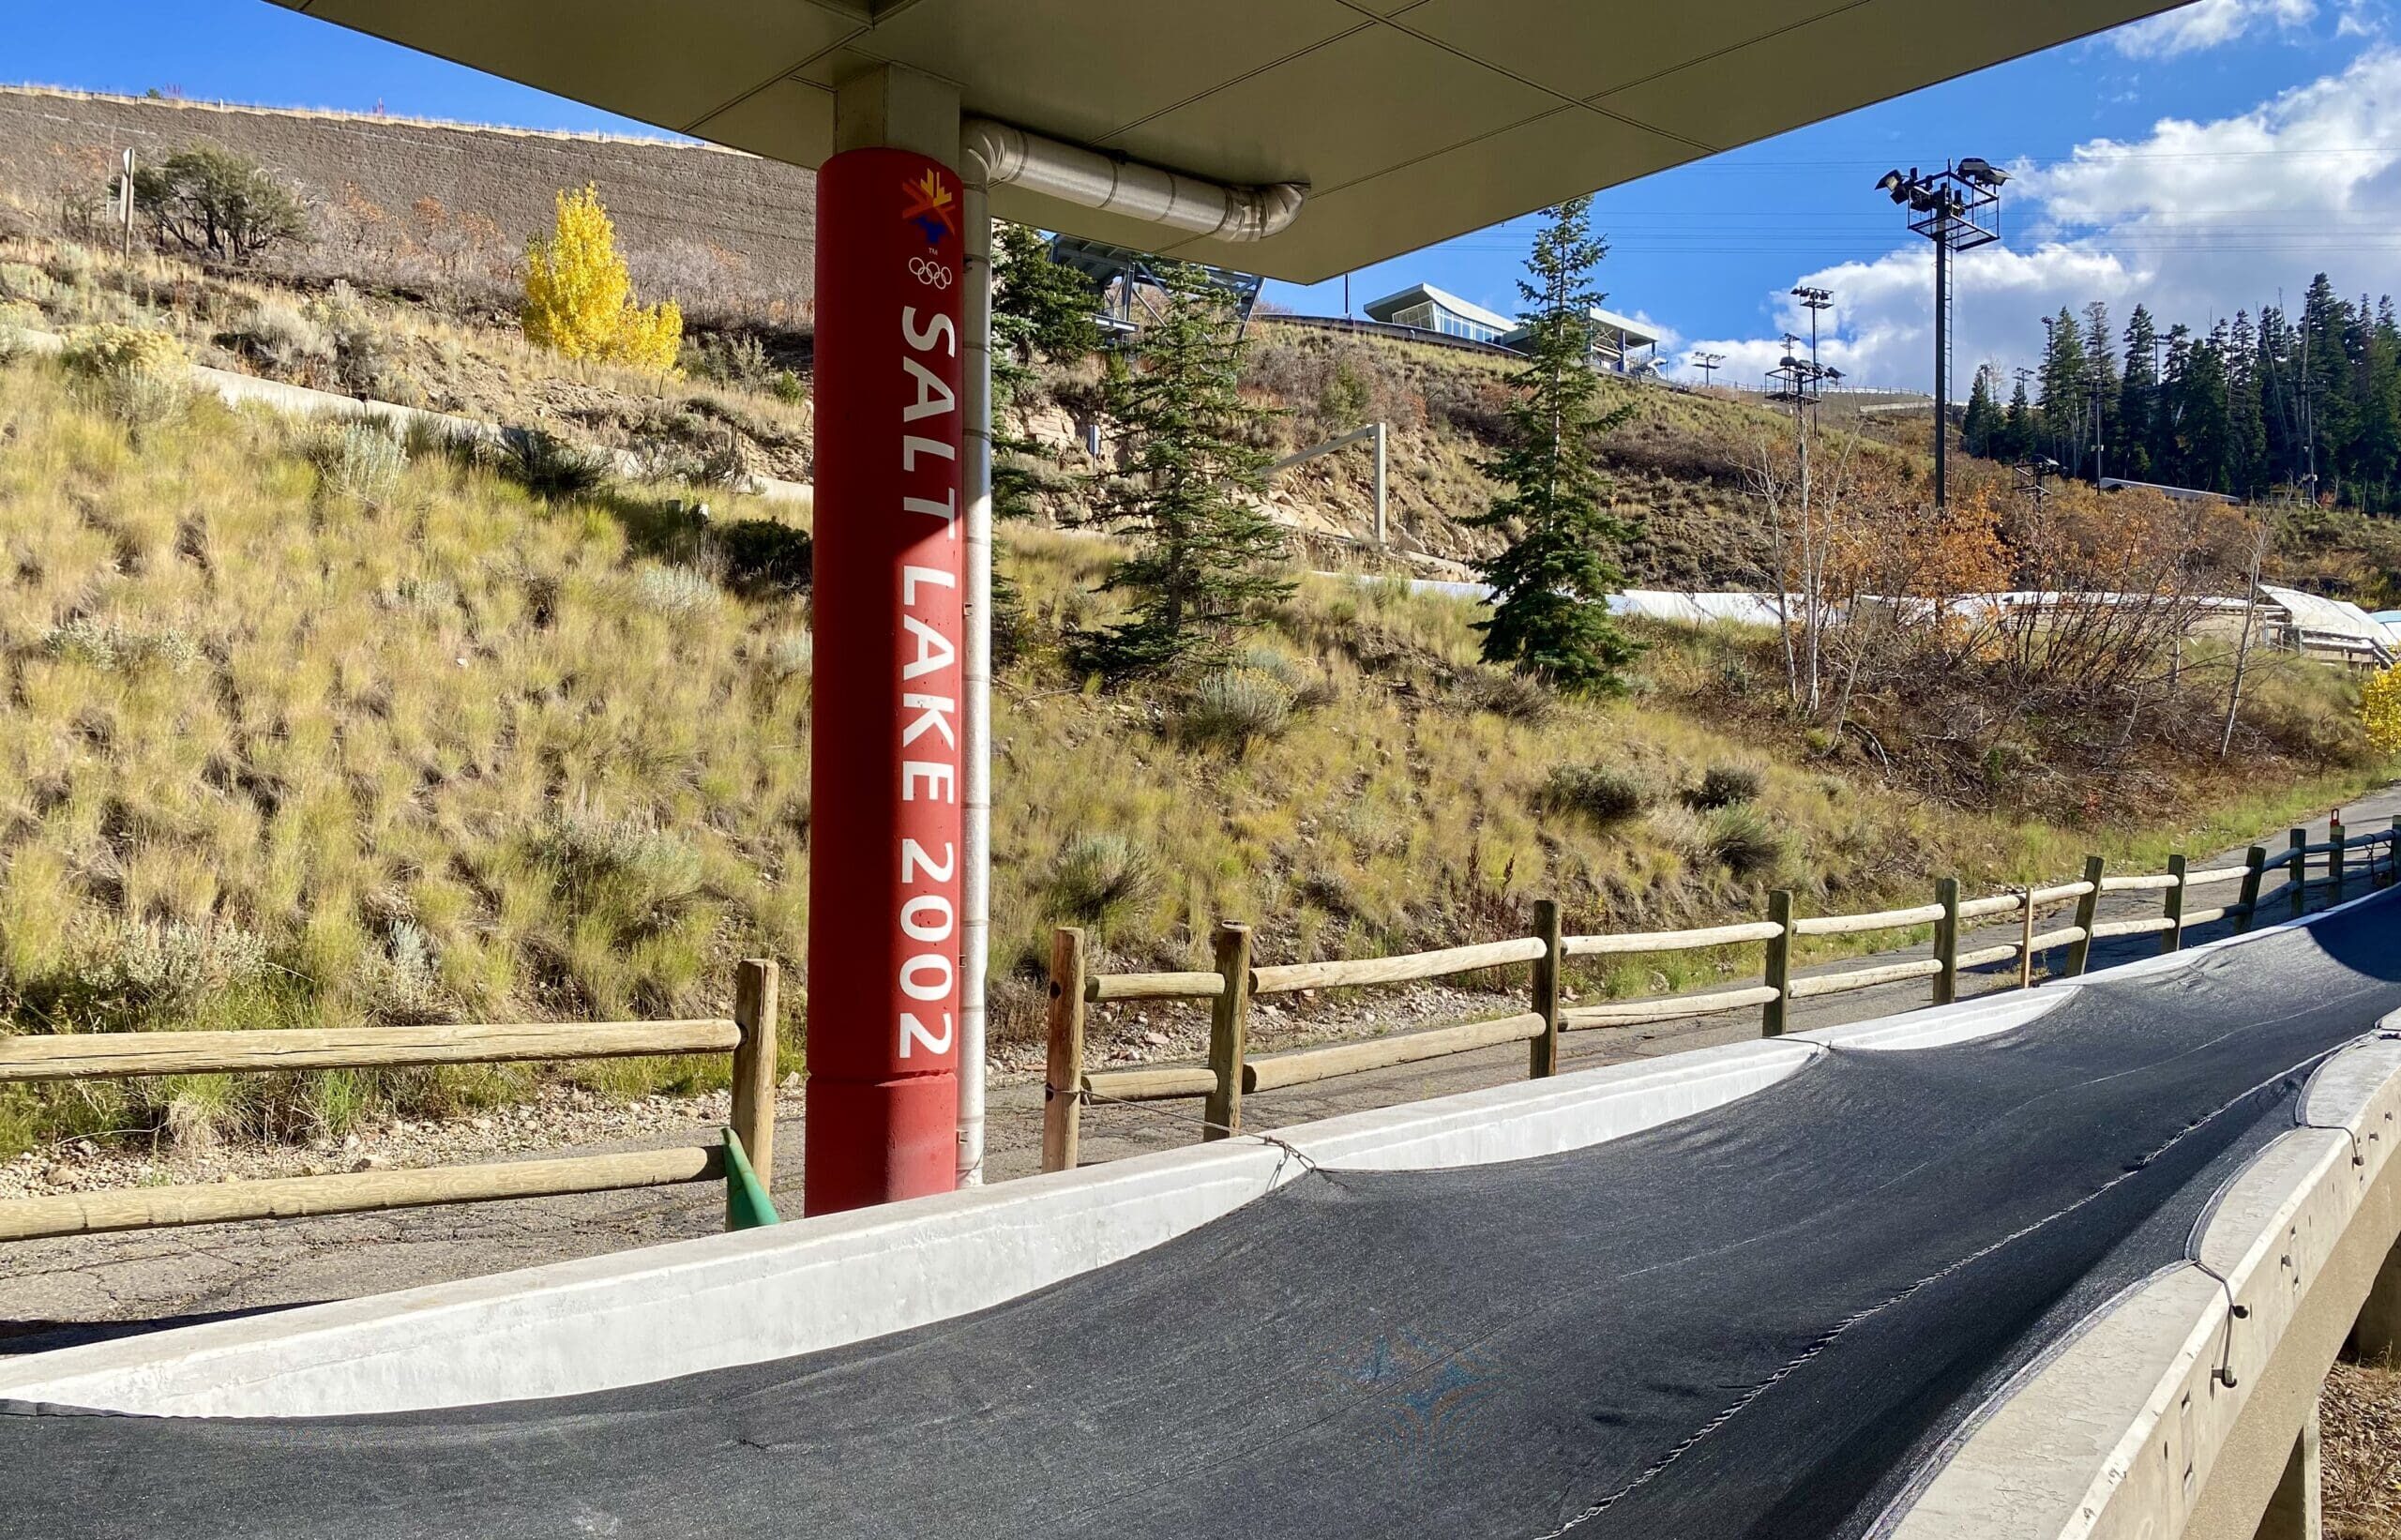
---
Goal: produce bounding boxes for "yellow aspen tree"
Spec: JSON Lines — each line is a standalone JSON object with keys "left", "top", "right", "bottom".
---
{"left": 2362, "top": 662, "right": 2401, "bottom": 756}
{"left": 521, "top": 185, "right": 683, "bottom": 370}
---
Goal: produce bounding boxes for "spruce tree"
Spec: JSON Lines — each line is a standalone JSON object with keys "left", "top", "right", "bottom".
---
{"left": 1469, "top": 195, "right": 1640, "bottom": 692}
{"left": 2037, "top": 306, "right": 2089, "bottom": 471}
{"left": 1961, "top": 365, "right": 2001, "bottom": 457}
{"left": 2118, "top": 306, "right": 2160, "bottom": 482}
{"left": 2001, "top": 375, "right": 2033, "bottom": 463}
{"left": 1079, "top": 260, "right": 1288, "bottom": 678}
{"left": 990, "top": 222, "right": 1101, "bottom": 521}
{"left": 2081, "top": 301, "right": 2120, "bottom": 474}
{"left": 2227, "top": 310, "right": 2268, "bottom": 495}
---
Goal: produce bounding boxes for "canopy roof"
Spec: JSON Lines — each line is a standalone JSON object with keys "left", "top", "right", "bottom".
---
{"left": 273, "top": 0, "right": 2182, "bottom": 281}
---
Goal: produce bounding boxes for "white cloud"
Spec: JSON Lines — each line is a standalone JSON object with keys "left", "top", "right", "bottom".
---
{"left": 1675, "top": 47, "right": 2401, "bottom": 394}
{"left": 2112, "top": 0, "right": 2317, "bottom": 57}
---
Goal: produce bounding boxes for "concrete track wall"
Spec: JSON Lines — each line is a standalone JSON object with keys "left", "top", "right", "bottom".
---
{"left": 1885, "top": 978, "right": 2401, "bottom": 1540}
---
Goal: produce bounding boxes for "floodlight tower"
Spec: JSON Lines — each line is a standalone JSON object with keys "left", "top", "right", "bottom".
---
{"left": 1875, "top": 159, "right": 2006, "bottom": 506}
{"left": 1694, "top": 350, "right": 1727, "bottom": 390}
{"left": 1791, "top": 286, "right": 1834, "bottom": 371}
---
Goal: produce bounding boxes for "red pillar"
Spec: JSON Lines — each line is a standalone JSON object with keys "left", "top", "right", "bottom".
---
{"left": 806, "top": 146, "right": 967, "bottom": 1213}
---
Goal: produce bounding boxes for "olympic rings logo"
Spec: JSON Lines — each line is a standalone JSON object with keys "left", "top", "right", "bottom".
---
{"left": 909, "top": 256, "right": 954, "bottom": 290}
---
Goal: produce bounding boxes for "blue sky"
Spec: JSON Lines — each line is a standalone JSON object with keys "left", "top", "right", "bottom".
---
{"left": 8, "top": 0, "right": 2399, "bottom": 393}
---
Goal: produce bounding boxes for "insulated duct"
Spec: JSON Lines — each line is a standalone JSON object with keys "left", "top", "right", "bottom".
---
{"left": 959, "top": 118, "right": 1306, "bottom": 241}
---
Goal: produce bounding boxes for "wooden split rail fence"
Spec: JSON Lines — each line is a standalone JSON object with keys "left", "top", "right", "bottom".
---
{"left": 1042, "top": 821, "right": 2398, "bottom": 1171}
{"left": 0, "top": 961, "right": 783, "bottom": 1243}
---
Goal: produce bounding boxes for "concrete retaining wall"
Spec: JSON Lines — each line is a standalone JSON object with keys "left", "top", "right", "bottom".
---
{"left": 0, "top": 86, "right": 815, "bottom": 315}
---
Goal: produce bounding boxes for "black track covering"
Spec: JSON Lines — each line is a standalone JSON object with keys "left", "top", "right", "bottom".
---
{"left": 9, "top": 898, "right": 2399, "bottom": 1540}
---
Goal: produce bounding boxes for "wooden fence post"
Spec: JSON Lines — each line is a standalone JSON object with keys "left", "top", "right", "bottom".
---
{"left": 1042, "top": 928, "right": 1087, "bottom": 1174}
{"left": 1932, "top": 877, "right": 1960, "bottom": 1006}
{"left": 1202, "top": 923, "right": 1253, "bottom": 1140}
{"left": 2238, "top": 845, "right": 2267, "bottom": 931}
{"left": 2161, "top": 854, "right": 2187, "bottom": 955}
{"left": 731, "top": 959, "right": 779, "bottom": 1188}
{"left": 1761, "top": 890, "right": 1794, "bottom": 1037}
{"left": 2066, "top": 855, "right": 2104, "bottom": 976}
{"left": 1529, "top": 898, "right": 1563, "bottom": 1080}
{"left": 2330, "top": 814, "right": 2347, "bottom": 904}
{"left": 2017, "top": 887, "right": 2035, "bottom": 989}
{"left": 2290, "top": 828, "right": 2309, "bottom": 920}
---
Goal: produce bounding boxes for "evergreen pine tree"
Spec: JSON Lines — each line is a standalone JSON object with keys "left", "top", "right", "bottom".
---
{"left": 2155, "top": 325, "right": 2193, "bottom": 484}
{"left": 1469, "top": 195, "right": 1640, "bottom": 692}
{"left": 2037, "top": 306, "right": 2089, "bottom": 471}
{"left": 2227, "top": 310, "right": 2268, "bottom": 496}
{"left": 989, "top": 221, "right": 1102, "bottom": 521}
{"left": 2118, "top": 306, "right": 2160, "bottom": 482}
{"left": 2301, "top": 274, "right": 2356, "bottom": 497}
{"left": 2080, "top": 301, "right": 2120, "bottom": 476}
{"left": 1079, "top": 261, "right": 1289, "bottom": 678}
{"left": 1961, "top": 364, "right": 2001, "bottom": 458}
{"left": 2352, "top": 299, "right": 2401, "bottom": 510}
{"left": 2001, "top": 375, "right": 2033, "bottom": 463}
{"left": 2178, "top": 324, "right": 2235, "bottom": 492}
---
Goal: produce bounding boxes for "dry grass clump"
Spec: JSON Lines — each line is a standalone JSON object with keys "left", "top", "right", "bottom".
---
{"left": 1538, "top": 764, "right": 1647, "bottom": 827}
{"left": 2324, "top": 1358, "right": 2401, "bottom": 1540}
{"left": 307, "top": 421, "right": 409, "bottom": 506}
{"left": 1043, "top": 833, "right": 1156, "bottom": 940}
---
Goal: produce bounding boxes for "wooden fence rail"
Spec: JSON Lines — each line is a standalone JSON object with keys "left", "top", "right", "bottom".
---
{"left": 0, "top": 960, "right": 782, "bottom": 1243}
{"left": 1042, "top": 820, "right": 2400, "bottom": 1171}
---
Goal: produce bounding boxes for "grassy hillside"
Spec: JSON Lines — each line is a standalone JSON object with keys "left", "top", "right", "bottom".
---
{"left": 0, "top": 347, "right": 2381, "bottom": 1156}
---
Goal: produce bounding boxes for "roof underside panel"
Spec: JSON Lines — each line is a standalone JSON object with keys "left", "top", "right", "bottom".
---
{"left": 272, "top": 0, "right": 2186, "bottom": 281}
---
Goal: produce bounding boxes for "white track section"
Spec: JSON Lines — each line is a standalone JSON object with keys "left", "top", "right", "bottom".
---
{"left": 0, "top": 899, "right": 2362, "bottom": 1420}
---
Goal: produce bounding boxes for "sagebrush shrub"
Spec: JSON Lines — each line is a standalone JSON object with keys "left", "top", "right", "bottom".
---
{"left": 0, "top": 262, "right": 54, "bottom": 305}
{"left": 60, "top": 322, "right": 189, "bottom": 428}
{"left": 219, "top": 297, "right": 329, "bottom": 370}
{"left": 1687, "top": 762, "right": 1765, "bottom": 809}
{"left": 632, "top": 563, "right": 720, "bottom": 616}
{"left": 1045, "top": 833, "right": 1156, "bottom": 933}
{"left": 715, "top": 519, "right": 812, "bottom": 598}
{"left": 1539, "top": 763, "right": 1646, "bottom": 826}
{"left": 1174, "top": 667, "right": 1295, "bottom": 749}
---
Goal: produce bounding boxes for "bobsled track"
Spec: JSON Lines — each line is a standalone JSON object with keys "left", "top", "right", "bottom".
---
{"left": 5, "top": 898, "right": 2400, "bottom": 1540}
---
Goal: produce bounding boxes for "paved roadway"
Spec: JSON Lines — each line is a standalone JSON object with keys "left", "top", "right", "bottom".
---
{"left": 4, "top": 791, "right": 2392, "bottom": 1349}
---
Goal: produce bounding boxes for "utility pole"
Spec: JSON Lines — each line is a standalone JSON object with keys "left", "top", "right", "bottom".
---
{"left": 1876, "top": 159, "right": 2005, "bottom": 507}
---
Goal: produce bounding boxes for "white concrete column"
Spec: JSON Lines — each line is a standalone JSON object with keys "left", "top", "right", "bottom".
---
{"left": 2353, "top": 1235, "right": 2401, "bottom": 1363}
{"left": 2253, "top": 1403, "right": 2322, "bottom": 1540}
{"left": 832, "top": 63, "right": 959, "bottom": 159}
{"left": 955, "top": 178, "right": 992, "bottom": 1187}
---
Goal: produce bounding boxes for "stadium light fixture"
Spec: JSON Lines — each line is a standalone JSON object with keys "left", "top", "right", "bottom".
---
{"left": 1874, "top": 161, "right": 2002, "bottom": 506}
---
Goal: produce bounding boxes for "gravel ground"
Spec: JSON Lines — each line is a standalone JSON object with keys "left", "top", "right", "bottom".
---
{"left": 0, "top": 1079, "right": 806, "bottom": 1202}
